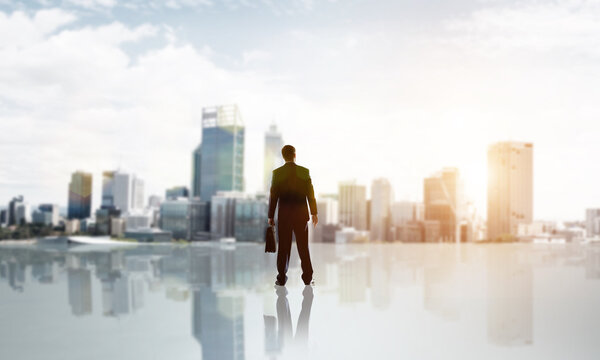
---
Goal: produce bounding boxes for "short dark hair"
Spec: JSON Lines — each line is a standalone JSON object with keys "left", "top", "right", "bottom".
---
{"left": 281, "top": 145, "right": 296, "bottom": 161}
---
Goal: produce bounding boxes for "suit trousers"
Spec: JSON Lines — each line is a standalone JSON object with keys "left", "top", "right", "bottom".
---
{"left": 277, "top": 218, "right": 313, "bottom": 284}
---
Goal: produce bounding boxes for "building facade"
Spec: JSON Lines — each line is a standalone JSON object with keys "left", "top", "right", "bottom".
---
{"left": 194, "top": 105, "right": 245, "bottom": 202}
{"left": 370, "top": 178, "right": 393, "bottom": 242}
{"left": 487, "top": 142, "right": 533, "bottom": 241}
{"left": 339, "top": 181, "right": 367, "bottom": 231}
{"left": 68, "top": 171, "right": 92, "bottom": 220}
{"left": 424, "top": 168, "right": 463, "bottom": 242}
{"left": 263, "top": 123, "right": 284, "bottom": 193}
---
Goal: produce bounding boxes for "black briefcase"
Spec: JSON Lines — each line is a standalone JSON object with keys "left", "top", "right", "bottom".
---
{"left": 265, "top": 225, "right": 276, "bottom": 253}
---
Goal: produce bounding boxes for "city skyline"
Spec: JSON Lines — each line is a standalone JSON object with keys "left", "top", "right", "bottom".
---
{"left": 2, "top": 2, "right": 600, "bottom": 221}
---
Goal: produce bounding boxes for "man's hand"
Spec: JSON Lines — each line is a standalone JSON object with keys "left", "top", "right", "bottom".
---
{"left": 311, "top": 215, "right": 318, "bottom": 227}
{"left": 268, "top": 218, "right": 275, "bottom": 227}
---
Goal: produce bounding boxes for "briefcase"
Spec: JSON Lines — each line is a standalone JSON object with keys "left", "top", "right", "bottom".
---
{"left": 265, "top": 225, "right": 276, "bottom": 253}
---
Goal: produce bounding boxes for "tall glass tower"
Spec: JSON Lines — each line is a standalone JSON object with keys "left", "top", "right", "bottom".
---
{"left": 263, "top": 123, "right": 283, "bottom": 193}
{"left": 68, "top": 171, "right": 92, "bottom": 219}
{"left": 193, "top": 105, "right": 245, "bottom": 202}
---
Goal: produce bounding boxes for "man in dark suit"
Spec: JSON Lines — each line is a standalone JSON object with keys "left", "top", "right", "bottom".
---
{"left": 268, "top": 145, "right": 318, "bottom": 286}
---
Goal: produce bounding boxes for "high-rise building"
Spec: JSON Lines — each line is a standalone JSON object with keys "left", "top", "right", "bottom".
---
{"left": 15, "top": 202, "right": 31, "bottom": 225}
{"left": 101, "top": 170, "right": 143, "bottom": 214}
{"left": 113, "top": 172, "right": 132, "bottom": 214}
{"left": 166, "top": 186, "right": 189, "bottom": 200}
{"left": 391, "top": 201, "right": 424, "bottom": 226}
{"left": 68, "top": 171, "right": 92, "bottom": 220}
{"left": 316, "top": 196, "right": 339, "bottom": 225}
{"left": 424, "top": 168, "right": 464, "bottom": 242}
{"left": 0, "top": 209, "right": 7, "bottom": 227}
{"left": 192, "top": 144, "right": 202, "bottom": 197}
{"left": 585, "top": 209, "right": 600, "bottom": 238}
{"left": 189, "top": 198, "right": 210, "bottom": 241}
{"left": 8, "top": 195, "right": 24, "bottom": 226}
{"left": 159, "top": 198, "right": 189, "bottom": 240}
{"left": 234, "top": 194, "right": 268, "bottom": 242}
{"left": 131, "top": 176, "right": 145, "bottom": 211}
{"left": 339, "top": 180, "right": 367, "bottom": 231}
{"left": 487, "top": 142, "right": 533, "bottom": 241}
{"left": 32, "top": 204, "right": 59, "bottom": 227}
{"left": 370, "top": 178, "right": 393, "bottom": 241}
{"left": 263, "top": 123, "right": 284, "bottom": 193}
{"left": 195, "top": 105, "right": 245, "bottom": 202}
{"left": 210, "top": 191, "right": 245, "bottom": 239}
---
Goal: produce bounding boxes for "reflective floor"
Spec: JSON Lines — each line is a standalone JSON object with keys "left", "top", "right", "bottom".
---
{"left": 1, "top": 242, "right": 600, "bottom": 359}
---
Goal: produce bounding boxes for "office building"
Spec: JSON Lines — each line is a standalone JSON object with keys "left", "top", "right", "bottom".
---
{"left": 166, "top": 186, "right": 189, "bottom": 200}
{"left": 192, "top": 144, "right": 202, "bottom": 197}
{"left": 160, "top": 199, "right": 189, "bottom": 240}
{"left": 487, "top": 142, "right": 533, "bottom": 241}
{"left": 424, "top": 168, "right": 464, "bottom": 242}
{"left": 15, "top": 202, "right": 31, "bottom": 225}
{"left": 263, "top": 123, "right": 284, "bottom": 193}
{"left": 339, "top": 180, "right": 367, "bottom": 231}
{"left": 194, "top": 105, "right": 245, "bottom": 202}
{"left": 131, "top": 176, "right": 145, "bottom": 210}
{"left": 32, "top": 204, "right": 59, "bottom": 227}
{"left": 95, "top": 206, "right": 121, "bottom": 235}
{"left": 123, "top": 213, "right": 152, "bottom": 231}
{"left": 234, "top": 195, "right": 268, "bottom": 242}
{"left": 210, "top": 191, "right": 245, "bottom": 239}
{"left": 124, "top": 228, "right": 172, "bottom": 243}
{"left": 391, "top": 201, "right": 424, "bottom": 226}
{"left": 8, "top": 195, "right": 24, "bottom": 226}
{"left": 585, "top": 209, "right": 600, "bottom": 238}
{"left": 189, "top": 198, "right": 210, "bottom": 241}
{"left": 148, "top": 195, "right": 162, "bottom": 208}
{"left": 317, "top": 196, "right": 339, "bottom": 225}
{"left": 68, "top": 171, "right": 92, "bottom": 220}
{"left": 102, "top": 170, "right": 143, "bottom": 214}
{"left": 370, "top": 178, "right": 393, "bottom": 241}
{"left": 0, "top": 209, "right": 7, "bottom": 227}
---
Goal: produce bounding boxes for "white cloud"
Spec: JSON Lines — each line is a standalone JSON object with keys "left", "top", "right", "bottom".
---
{"left": 65, "top": 0, "right": 117, "bottom": 9}
{"left": 0, "top": 8, "right": 305, "bottom": 209}
{"left": 444, "top": 0, "right": 600, "bottom": 57}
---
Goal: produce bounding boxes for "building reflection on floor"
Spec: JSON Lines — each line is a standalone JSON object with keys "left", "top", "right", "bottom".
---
{"left": 1, "top": 243, "right": 600, "bottom": 359}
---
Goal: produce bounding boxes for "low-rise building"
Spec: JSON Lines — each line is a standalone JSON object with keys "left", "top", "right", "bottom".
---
{"left": 124, "top": 228, "right": 172, "bottom": 243}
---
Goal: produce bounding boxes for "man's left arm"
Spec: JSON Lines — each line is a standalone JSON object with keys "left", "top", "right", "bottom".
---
{"left": 307, "top": 171, "right": 317, "bottom": 219}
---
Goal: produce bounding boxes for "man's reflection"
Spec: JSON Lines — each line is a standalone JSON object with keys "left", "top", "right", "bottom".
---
{"left": 265, "top": 286, "right": 313, "bottom": 358}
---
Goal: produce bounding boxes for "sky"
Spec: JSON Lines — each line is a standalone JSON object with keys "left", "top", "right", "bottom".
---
{"left": 1, "top": 0, "right": 600, "bottom": 221}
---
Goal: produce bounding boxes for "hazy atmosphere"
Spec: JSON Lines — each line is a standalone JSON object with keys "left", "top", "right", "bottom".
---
{"left": 2, "top": 0, "right": 600, "bottom": 220}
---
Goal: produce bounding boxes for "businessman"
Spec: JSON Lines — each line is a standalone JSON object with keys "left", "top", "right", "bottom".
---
{"left": 268, "top": 145, "right": 318, "bottom": 286}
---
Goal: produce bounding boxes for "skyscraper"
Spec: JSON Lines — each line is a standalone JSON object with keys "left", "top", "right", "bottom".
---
{"left": 585, "top": 209, "right": 600, "bottom": 238}
{"left": 131, "top": 176, "right": 145, "bottom": 211}
{"left": 192, "top": 144, "right": 202, "bottom": 197}
{"left": 339, "top": 180, "right": 367, "bottom": 231}
{"left": 370, "top": 178, "right": 393, "bottom": 241}
{"left": 101, "top": 170, "right": 143, "bottom": 214}
{"left": 263, "top": 123, "right": 283, "bottom": 193}
{"left": 487, "top": 142, "right": 533, "bottom": 241}
{"left": 8, "top": 195, "right": 24, "bottom": 225}
{"left": 68, "top": 171, "right": 92, "bottom": 220}
{"left": 424, "top": 168, "right": 464, "bottom": 242}
{"left": 194, "top": 105, "right": 245, "bottom": 202}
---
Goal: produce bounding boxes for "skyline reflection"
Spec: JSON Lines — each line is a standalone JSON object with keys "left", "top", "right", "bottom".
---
{"left": 1, "top": 243, "right": 600, "bottom": 359}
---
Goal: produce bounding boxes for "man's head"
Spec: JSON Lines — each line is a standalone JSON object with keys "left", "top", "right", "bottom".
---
{"left": 281, "top": 145, "right": 296, "bottom": 162}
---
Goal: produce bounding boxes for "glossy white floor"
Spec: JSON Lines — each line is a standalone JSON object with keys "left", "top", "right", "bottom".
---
{"left": 1, "top": 242, "right": 599, "bottom": 359}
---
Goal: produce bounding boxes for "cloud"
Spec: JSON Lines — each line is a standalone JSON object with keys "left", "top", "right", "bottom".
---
{"left": 65, "top": 0, "right": 117, "bottom": 9}
{"left": 0, "top": 7, "right": 306, "bottom": 209}
{"left": 444, "top": 0, "right": 600, "bottom": 58}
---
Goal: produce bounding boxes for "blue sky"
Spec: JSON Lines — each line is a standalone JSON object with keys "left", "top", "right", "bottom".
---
{"left": 1, "top": 0, "right": 600, "bottom": 220}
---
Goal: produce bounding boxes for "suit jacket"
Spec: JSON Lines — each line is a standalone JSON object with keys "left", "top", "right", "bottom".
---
{"left": 268, "top": 162, "right": 317, "bottom": 222}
